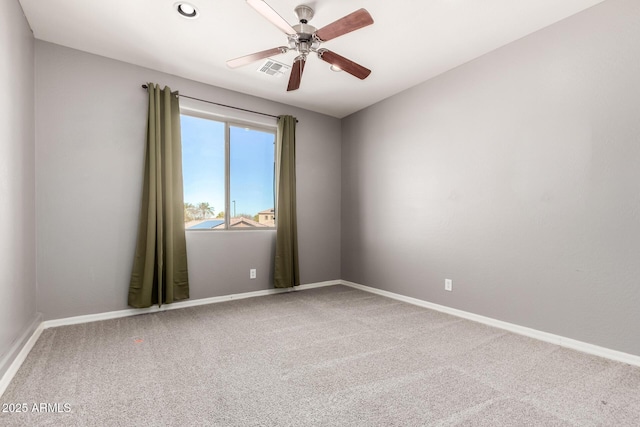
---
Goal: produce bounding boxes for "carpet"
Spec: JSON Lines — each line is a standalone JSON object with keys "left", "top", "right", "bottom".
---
{"left": 1, "top": 285, "right": 639, "bottom": 426}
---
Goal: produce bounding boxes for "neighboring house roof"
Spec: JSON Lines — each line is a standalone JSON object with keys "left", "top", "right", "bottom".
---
{"left": 258, "top": 208, "right": 275, "bottom": 215}
{"left": 187, "top": 219, "right": 224, "bottom": 229}
{"left": 212, "top": 217, "right": 269, "bottom": 229}
{"left": 187, "top": 217, "right": 271, "bottom": 230}
{"left": 231, "top": 217, "right": 267, "bottom": 227}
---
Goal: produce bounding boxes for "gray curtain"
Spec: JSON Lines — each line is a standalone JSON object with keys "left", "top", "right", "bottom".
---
{"left": 274, "top": 115, "right": 300, "bottom": 288}
{"left": 129, "top": 84, "right": 189, "bottom": 307}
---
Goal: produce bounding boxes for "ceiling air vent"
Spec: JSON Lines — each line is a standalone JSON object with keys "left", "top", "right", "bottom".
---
{"left": 257, "top": 58, "right": 291, "bottom": 78}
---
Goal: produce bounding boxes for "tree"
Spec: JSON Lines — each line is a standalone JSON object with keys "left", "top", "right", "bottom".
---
{"left": 184, "top": 203, "right": 197, "bottom": 221}
{"left": 197, "top": 202, "right": 214, "bottom": 219}
{"left": 216, "top": 211, "right": 224, "bottom": 219}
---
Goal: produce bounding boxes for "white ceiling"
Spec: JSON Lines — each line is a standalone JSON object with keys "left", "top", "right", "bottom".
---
{"left": 19, "top": 0, "right": 606, "bottom": 118}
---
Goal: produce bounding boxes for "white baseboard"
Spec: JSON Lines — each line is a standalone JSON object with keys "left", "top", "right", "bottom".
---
{"left": 42, "top": 280, "right": 340, "bottom": 329}
{"left": 340, "top": 280, "right": 640, "bottom": 367}
{"left": 0, "top": 314, "right": 44, "bottom": 398}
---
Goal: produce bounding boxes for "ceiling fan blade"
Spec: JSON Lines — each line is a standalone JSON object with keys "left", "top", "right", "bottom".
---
{"left": 227, "top": 47, "right": 286, "bottom": 68}
{"left": 315, "top": 8, "right": 374, "bottom": 42}
{"left": 318, "top": 50, "right": 371, "bottom": 80}
{"left": 247, "top": 0, "right": 297, "bottom": 36}
{"left": 287, "top": 57, "right": 306, "bottom": 92}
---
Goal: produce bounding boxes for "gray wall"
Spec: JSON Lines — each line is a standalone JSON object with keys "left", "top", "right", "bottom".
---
{"left": 341, "top": 0, "right": 640, "bottom": 356}
{"left": 0, "top": 0, "right": 38, "bottom": 377}
{"left": 35, "top": 41, "right": 341, "bottom": 321}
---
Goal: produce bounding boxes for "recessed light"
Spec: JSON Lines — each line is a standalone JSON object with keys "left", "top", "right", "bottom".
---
{"left": 175, "top": 2, "right": 199, "bottom": 19}
{"left": 330, "top": 65, "right": 342, "bottom": 72}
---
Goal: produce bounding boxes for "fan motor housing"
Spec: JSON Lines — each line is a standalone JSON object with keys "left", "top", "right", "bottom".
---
{"left": 293, "top": 23, "right": 316, "bottom": 42}
{"left": 291, "top": 22, "right": 318, "bottom": 54}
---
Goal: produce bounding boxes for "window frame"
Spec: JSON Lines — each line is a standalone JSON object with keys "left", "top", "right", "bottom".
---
{"left": 180, "top": 100, "right": 277, "bottom": 232}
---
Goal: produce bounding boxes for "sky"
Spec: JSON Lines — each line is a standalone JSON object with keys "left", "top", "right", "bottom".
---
{"left": 181, "top": 115, "right": 275, "bottom": 217}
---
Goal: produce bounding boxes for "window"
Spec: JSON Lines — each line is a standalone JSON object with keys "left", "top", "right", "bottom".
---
{"left": 180, "top": 108, "right": 276, "bottom": 230}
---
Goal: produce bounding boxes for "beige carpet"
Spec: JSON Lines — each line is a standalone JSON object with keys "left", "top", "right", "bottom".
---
{"left": 1, "top": 285, "right": 639, "bottom": 426}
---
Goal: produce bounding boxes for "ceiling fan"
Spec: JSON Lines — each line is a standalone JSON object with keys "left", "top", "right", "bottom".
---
{"left": 227, "top": 0, "right": 374, "bottom": 92}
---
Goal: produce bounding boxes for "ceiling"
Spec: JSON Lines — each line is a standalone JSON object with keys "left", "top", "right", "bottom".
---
{"left": 19, "top": 0, "right": 606, "bottom": 118}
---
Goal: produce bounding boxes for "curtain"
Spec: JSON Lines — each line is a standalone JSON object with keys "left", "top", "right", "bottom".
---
{"left": 128, "top": 84, "right": 189, "bottom": 308}
{"left": 274, "top": 115, "right": 300, "bottom": 288}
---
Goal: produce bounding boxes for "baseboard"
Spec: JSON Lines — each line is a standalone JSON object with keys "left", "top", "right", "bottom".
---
{"left": 341, "top": 280, "right": 640, "bottom": 367}
{"left": 42, "top": 280, "right": 341, "bottom": 329}
{"left": 0, "top": 313, "right": 44, "bottom": 398}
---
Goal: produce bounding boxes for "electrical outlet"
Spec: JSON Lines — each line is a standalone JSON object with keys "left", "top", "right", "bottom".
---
{"left": 445, "top": 279, "right": 452, "bottom": 291}
{"left": 250, "top": 269, "right": 257, "bottom": 279}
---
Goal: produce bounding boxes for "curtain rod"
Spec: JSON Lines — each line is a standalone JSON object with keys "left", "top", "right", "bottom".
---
{"left": 141, "top": 84, "right": 294, "bottom": 121}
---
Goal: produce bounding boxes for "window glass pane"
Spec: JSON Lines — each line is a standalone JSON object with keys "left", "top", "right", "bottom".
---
{"left": 229, "top": 125, "right": 275, "bottom": 228}
{"left": 181, "top": 115, "right": 225, "bottom": 229}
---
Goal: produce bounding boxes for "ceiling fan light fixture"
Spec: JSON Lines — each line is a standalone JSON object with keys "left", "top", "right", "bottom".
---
{"left": 175, "top": 2, "right": 199, "bottom": 19}
{"left": 229, "top": 3, "right": 373, "bottom": 90}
